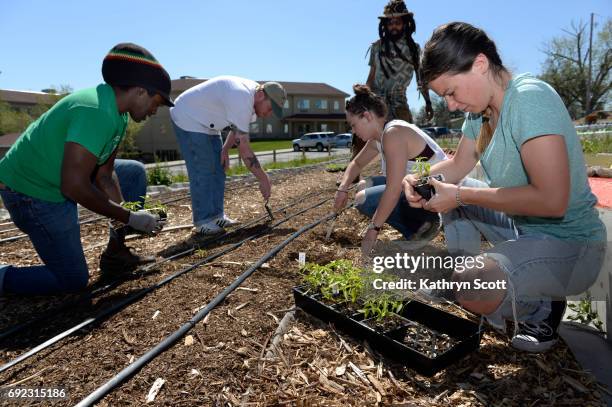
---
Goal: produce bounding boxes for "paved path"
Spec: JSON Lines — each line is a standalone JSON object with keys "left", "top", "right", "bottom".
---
{"left": 145, "top": 147, "right": 350, "bottom": 176}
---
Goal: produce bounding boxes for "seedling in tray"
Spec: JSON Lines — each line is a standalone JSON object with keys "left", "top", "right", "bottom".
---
{"left": 294, "top": 260, "right": 481, "bottom": 375}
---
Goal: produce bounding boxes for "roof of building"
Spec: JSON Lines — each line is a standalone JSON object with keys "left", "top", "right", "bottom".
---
{"left": 0, "top": 89, "right": 59, "bottom": 105}
{"left": 0, "top": 133, "right": 22, "bottom": 147}
{"left": 170, "top": 77, "right": 349, "bottom": 98}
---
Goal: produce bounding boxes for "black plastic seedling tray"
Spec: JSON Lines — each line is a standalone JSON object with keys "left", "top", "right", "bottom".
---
{"left": 293, "top": 286, "right": 481, "bottom": 376}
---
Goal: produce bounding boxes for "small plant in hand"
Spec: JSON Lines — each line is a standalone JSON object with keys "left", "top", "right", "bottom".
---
{"left": 122, "top": 196, "right": 168, "bottom": 221}
{"left": 411, "top": 157, "right": 442, "bottom": 200}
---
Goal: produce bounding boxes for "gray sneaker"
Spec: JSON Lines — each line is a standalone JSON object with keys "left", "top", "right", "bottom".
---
{"left": 194, "top": 221, "right": 225, "bottom": 236}
{"left": 214, "top": 215, "right": 239, "bottom": 228}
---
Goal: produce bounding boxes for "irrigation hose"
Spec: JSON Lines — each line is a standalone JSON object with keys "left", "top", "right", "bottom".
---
{"left": 75, "top": 211, "right": 335, "bottom": 407}
{"left": 0, "top": 196, "right": 333, "bottom": 375}
{"left": 0, "top": 188, "right": 330, "bottom": 341}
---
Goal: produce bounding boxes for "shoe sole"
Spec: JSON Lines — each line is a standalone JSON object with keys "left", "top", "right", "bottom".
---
{"left": 511, "top": 336, "right": 558, "bottom": 353}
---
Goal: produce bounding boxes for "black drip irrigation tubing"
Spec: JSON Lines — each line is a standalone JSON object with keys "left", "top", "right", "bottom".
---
{"left": 0, "top": 195, "right": 335, "bottom": 375}
{"left": 0, "top": 157, "right": 347, "bottom": 244}
{"left": 75, "top": 211, "right": 336, "bottom": 407}
{"left": 0, "top": 188, "right": 327, "bottom": 342}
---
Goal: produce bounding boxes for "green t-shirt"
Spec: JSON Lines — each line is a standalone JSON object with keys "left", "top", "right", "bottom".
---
{"left": 462, "top": 73, "right": 605, "bottom": 242}
{"left": 0, "top": 84, "right": 128, "bottom": 202}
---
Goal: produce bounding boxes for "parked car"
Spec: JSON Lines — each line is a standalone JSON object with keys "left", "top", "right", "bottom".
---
{"left": 292, "top": 132, "right": 335, "bottom": 152}
{"left": 335, "top": 133, "right": 353, "bottom": 148}
{"left": 421, "top": 127, "right": 451, "bottom": 138}
{"left": 321, "top": 133, "right": 337, "bottom": 148}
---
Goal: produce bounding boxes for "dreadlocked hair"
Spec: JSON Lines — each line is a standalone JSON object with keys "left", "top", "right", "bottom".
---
{"left": 378, "top": 12, "right": 432, "bottom": 117}
{"left": 346, "top": 84, "right": 388, "bottom": 118}
{"left": 378, "top": 13, "right": 417, "bottom": 77}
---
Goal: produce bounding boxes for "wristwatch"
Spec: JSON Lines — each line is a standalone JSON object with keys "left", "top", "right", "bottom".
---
{"left": 367, "top": 221, "right": 382, "bottom": 232}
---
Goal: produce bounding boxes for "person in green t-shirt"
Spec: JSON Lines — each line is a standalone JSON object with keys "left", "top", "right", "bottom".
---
{"left": 0, "top": 43, "right": 174, "bottom": 296}
{"left": 402, "top": 22, "right": 606, "bottom": 353}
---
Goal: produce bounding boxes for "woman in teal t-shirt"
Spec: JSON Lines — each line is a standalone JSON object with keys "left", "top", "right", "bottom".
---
{"left": 402, "top": 22, "right": 606, "bottom": 353}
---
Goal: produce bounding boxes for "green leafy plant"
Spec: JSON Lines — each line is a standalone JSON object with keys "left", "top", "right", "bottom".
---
{"left": 567, "top": 295, "right": 604, "bottom": 332}
{"left": 172, "top": 172, "right": 189, "bottom": 183}
{"left": 147, "top": 163, "right": 173, "bottom": 186}
{"left": 122, "top": 196, "right": 168, "bottom": 220}
{"left": 301, "top": 263, "right": 330, "bottom": 293}
{"left": 359, "top": 292, "right": 404, "bottom": 322}
{"left": 411, "top": 157, "right": 431, "bottom": 178}
{"left": 300, "top": 259, "right": 365, "bottom": 304}
{"left": 325, "top": 163, "right": 347, "bottom": 173}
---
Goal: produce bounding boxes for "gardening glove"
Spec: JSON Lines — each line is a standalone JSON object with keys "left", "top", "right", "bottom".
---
{"left": 127, "top": 210, "right": 161, "bottom": 234}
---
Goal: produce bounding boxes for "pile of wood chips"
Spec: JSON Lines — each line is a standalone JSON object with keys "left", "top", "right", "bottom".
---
{"left": 228, "top": 311, "right": 608, "bottom": 406}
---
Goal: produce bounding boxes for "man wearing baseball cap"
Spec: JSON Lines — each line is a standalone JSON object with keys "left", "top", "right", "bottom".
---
{"left": 170, "top": 76, "right": 287, "bottom": 235}
{"left": 0, "top": 42, "right": 172, "bottom": 296}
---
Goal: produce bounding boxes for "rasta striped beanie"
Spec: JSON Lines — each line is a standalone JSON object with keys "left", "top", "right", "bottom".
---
{"left": 102, "top": 43, "right": 174, "bottom": 106}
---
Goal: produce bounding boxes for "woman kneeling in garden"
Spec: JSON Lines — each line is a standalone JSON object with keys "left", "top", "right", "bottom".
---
{"left": 334, "top": 84, "right": 448, "bottom": 254}
{"left": 403, "top": 22, "right": 606, "bottom": 352}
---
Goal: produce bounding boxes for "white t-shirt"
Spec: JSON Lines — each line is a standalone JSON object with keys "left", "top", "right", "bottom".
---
{"left": 375, "top": 120, "right": 447, "bottom": 175}
{"left": 170, "top": 75, "right": 258, "bottom": 135}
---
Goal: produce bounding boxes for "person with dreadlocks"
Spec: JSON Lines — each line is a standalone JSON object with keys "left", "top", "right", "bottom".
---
{"left": 349, "top": 0, "right": 433, "bottom": 183}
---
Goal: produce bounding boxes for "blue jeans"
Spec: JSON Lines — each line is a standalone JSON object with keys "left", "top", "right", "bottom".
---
{"left": 172, "top": 121, "right": 225, "bottom": 227}
{"left": 0, "top": 159, "right": 147, "bottom": 295}
{"left": 356, "top": 176, "right": 439, "bottom": 239}
{"left": 442, "top": 178, "right": 606, "bottom": 325}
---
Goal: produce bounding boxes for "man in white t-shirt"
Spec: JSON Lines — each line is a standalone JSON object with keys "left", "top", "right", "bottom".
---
{"left": 170, "top": 76, "right": 287, "bottom": 235}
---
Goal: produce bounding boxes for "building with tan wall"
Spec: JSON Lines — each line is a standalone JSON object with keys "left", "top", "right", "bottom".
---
{"left": 1, "top": 79, "right": 350, "bottom": 162}
{"left": 135, "top": 77, "right": 350, "bottom": 161}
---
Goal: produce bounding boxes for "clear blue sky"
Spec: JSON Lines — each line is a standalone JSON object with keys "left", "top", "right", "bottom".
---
{"left": 1, "top": 0, "right": 609, "bottom": 110}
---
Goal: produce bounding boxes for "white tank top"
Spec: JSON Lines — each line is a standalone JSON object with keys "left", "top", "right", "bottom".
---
{"left": 375, "top": 120, "right": 447, "bottom": 175}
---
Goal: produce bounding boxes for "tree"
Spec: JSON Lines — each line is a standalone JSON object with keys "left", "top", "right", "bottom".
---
{"left": 539, "top": 17, "right": 612, "bottom": 119}
{"left": 413, "top": 95, "right": 462, "bottom": 127}
{"left": 117, "top": 119, "right": 146, "bottom": 159}
{"left": 0, "top": 100, "right": 35, "bottom": 135}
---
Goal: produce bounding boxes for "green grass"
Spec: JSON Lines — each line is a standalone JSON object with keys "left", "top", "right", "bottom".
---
{"left": 580, "top": 134, "right": 612, "bottom": 155}
{"left": 225, "top": 156, "right": 336, "bottom": 177}
{"left": 584, "top": 153, "right": 612, "bottom": 167}
{"left": 229, "top": 140, "right": 293, "bottom": 154}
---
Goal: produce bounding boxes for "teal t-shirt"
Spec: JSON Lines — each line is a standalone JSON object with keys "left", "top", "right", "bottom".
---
{"left": 0, "top": 84, "right": 128, "bottom": 202}
{"left": 462, "top": 73, "right": 605, "bottom": 242}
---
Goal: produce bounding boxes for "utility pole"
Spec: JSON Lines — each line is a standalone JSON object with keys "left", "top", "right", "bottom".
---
{"left": 586, "top": 12, "right": 594, "bottom": 115}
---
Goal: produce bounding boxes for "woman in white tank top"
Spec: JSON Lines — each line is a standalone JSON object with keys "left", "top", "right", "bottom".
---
{"left": 335, "top": 84, "right": 448, "bottom": 254}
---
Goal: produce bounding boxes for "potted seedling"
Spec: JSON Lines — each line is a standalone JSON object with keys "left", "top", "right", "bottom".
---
{"left": 412, "top": 157, "right": 443, "bottom": 201}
